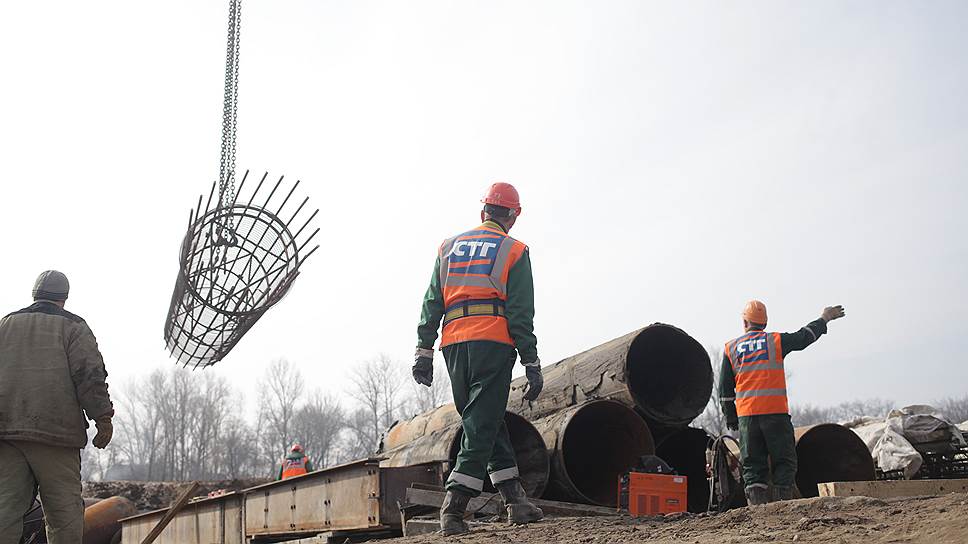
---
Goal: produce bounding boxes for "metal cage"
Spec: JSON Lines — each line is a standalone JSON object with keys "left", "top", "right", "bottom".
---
{"left": 164, "top": 172, "right": 319, "bottom": 368}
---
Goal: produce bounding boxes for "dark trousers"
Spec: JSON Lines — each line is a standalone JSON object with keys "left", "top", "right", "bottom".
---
{"left": 443, "top": 341, "right": 519, "bottom": 496}
{"left": 739, "top": 413, "right": 798, "bottom": 489}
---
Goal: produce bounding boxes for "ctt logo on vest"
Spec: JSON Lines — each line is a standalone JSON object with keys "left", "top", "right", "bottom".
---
{"left": 446, "top": 240, "right": 499, "bottom": 259}
{"left": 735, "top": 337, "right": 768, "bottom": 354}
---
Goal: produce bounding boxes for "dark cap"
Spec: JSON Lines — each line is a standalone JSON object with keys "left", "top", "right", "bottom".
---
{"left": 33, "top": 270, "right": 70, "bottom": 301}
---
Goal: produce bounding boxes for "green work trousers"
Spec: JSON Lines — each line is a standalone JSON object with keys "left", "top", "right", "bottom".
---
{"left": 739, "top": 414, "right": 798, "bottom": 490}
{"left": 0, "top": 440, "right": 84, "bottom": 544}
{"left": 443, "top": 340, "right": 519, "bottom": 496}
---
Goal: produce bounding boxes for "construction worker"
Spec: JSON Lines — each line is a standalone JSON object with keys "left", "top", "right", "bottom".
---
{"left": 278, "top": 444, "right": 314, "bottom": 480}
{"left": 720, "top": 300, "right": 846, "bottom": 505}
{"left": 0, "top": 271, "right": 114, "bottom": 544}
{"left": 413, "top": 182, "right": 544, "bottom": 535}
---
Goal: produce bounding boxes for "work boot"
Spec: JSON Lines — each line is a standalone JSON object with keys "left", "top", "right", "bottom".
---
{"left": 744, "top": 485, "right": 769, "bottom": 506}
{"left": 440, "top": 489, "right": 472, "bottom": 536}
{"left": 496, "top": 479, "right": 544, "bottom": 525}
{"left": 772, "top": 486, "right": 797, "bottom": 502}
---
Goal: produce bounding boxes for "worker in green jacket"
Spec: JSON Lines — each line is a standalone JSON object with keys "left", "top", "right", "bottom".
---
{"left": 414, "top": 182, "right": 544, "bottom": 535}
{"left": 719, "top": 300, "right": 845, "bottom": 504}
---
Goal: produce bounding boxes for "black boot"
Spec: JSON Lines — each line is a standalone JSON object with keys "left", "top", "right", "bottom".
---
{"left": 440, "top": 489, "right": 472, "bottom": 535}
{"left": 496, "top": 479, "right": 544, "bottom": 525}
{"left": 772, "top": 486, "right": 797, "bottom": 502}
{"left": 745, "top": 485, "right": 769, "bottom": 506}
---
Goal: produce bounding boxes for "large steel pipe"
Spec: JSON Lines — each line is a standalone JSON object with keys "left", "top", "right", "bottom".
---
{"left": 655, "top": 427, "right": 712, "bottom": 512}
{"left": 795, "top": 423, "right": 875, "bottom": 498}
{"left": 533, "top": 399, "right": 655, "bottom": 507}
{"left": 83, "top": 496, "right": 136, "bottom": 544}
{"left": 379, "top": 404, "right": 549, "bottom": 497}
{"left": 507, "top": 324, "right": 712, "bottom": 436}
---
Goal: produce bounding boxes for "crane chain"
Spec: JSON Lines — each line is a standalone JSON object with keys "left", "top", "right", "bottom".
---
{"left": 218, "top": 0, "right": 242, "bottom": 210}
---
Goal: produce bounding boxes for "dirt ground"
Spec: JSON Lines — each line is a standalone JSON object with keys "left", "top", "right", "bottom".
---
{"left": 390, "top": 493, "right": 968, "bottom": 544}
{"left": 83, "top": 479, "right": 267, "bottom": 511}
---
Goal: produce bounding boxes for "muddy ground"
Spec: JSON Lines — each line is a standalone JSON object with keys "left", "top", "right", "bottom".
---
{"left": 83, "top": 479, "right": 267, "bottom": 512}
{"left": 391, "top": 493, "right": 968, "bottom": 544}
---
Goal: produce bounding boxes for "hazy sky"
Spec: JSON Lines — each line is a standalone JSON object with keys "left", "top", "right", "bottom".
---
{"left": 1, "top": 1, "right": 965, "bottom": 413}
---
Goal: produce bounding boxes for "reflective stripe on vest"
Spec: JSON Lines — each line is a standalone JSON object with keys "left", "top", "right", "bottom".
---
{"left": 726, "top": 331, "right": 789, "bottom": 416}
{"left": 438, "top": 223, "right": 526, "bottom": 347}
{"left": 281, "top": 456, "right": 308, "bottom": 479}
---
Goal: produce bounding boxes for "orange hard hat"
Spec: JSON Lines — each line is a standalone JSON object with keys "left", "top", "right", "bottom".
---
{"left": 742, "top": 300, "right": 768, "bottom": 325}
{"left": 481, "top": 182, "right": 522, "bottom": 217}
{"left": 291, "top": 443, "right": 303, "bottom": 453}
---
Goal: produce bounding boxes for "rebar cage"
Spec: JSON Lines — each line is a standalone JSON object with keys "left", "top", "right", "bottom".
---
{"left": 164, "top": 172, "right": 319, "bottom": 368}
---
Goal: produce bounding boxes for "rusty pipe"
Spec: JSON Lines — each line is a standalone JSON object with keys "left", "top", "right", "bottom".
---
{"left": 379, "top": 403, "right": 550, "bottom": 497}
{"left": 507, "top": 324, "right": 711, "bottom": 435}
{"left": 532, "top": 399, "right": 655, "bottom": 507}
{"left": 83, "top": 496, "right": 136, "bottom": 544}
{"left": 794, "top": 423, "right": 875, "bottom": 498}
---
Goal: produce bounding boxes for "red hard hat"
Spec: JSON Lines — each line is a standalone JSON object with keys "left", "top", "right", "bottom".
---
{"left": 742, "top": 300, "right": 768, "bottom": 326}
{"left": 481, "top": 182, "right": 522, "bottom": 217}
{"left": 291, "top": 443, "right": 303, "bottom": 453}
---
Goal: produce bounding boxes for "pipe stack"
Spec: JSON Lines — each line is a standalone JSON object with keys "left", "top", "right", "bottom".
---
{"left": 379, "top": 323, "right": 715, "bottom": 507}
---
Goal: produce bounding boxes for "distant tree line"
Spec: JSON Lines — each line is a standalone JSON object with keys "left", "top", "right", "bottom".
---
{"left": 82, "top": 356, "right": 452, "bottom": 482}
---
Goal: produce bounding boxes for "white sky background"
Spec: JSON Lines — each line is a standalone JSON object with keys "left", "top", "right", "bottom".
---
{"left": 1, "top": 1, "right": 965, "bottom": 414}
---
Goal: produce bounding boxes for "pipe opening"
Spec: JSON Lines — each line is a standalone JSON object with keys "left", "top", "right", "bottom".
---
{"left": 795, "top": 424, "right": 875, "bottom": 498}
{"left": 626, "top": 325, "right": 712, "bottom": 427}
{"left": 451, "top": 412, "right": 549, "bottom": 497}
{"left": 560, "top": 400, "right": 655, "bottom": 506}
{"left": 655, "top": 427, "right": 711, "bottom": 513}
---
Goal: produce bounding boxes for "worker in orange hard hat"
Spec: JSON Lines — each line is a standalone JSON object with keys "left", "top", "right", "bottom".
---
{"left": 413, "top": 181, "right": 543, "bottom": 535}
{"left": 719, "top": 300, "right": 846, "bottom": 505}
{"left": 277, "top": 443, "right": 314, "bottom": 480}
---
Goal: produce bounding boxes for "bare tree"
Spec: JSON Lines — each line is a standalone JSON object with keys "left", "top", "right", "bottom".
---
{"left": 407, "top": 363, "right": 452, "bottom": 415}
{"left": 219, "top": 411, "right": 261, "bottom": 479}
{"left": 790, "top": 398, "right": 895, "bottom": 426}
{"left": 257, "top": 359, "right": 305, "bottom": 470}
{"left": 346, "top": 354, "right": 406, "bottom": 455}
{"left": 293, "top": 391, "right": 344, "bottom": 467}
{"left": 935, "top": 395, "right": 968, "bottom": 424}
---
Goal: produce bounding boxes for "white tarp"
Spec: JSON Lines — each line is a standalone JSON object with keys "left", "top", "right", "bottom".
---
{"left": 846, "top": 405, "right": 964, "bottom": 479}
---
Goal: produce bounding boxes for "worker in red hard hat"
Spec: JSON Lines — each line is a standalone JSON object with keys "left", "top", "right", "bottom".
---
{"left": 277, "top": 443, "right": 314, "bottom": 480}
{"left": 719, "top": 300, "right": 846, "bottom": 505}
{"left": 413, "top": 181, "right": 543, "bottom": 535}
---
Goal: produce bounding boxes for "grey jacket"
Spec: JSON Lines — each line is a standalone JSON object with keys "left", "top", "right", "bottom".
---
{"left": 0, "top": 301, "right": 113, "bottom": 448}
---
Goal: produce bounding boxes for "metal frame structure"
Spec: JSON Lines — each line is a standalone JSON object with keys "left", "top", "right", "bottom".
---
{"left": 164, "top": 171, "right": 319, "bottom": 368}
{"left": 119, "top": 460, "right": 444, "bottom": 544}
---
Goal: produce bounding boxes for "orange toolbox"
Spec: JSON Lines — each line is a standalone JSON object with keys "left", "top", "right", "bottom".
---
{"left": 617, "top": 472, "right": 688, "bottom": 516}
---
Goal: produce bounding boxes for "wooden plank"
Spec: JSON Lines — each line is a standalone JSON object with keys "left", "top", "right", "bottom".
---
{"left": 140, "top": 481, "right": 200, "bottom": 544}
{"left": 404, "top": 487, "right": 616, "bottom": 518}
{"left": 818, "top": 479, "right": 968, "bottom": 499}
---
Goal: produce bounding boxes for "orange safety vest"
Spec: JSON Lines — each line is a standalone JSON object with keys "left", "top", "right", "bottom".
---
{"left": 725, "top": 331, "right": 789, "bottom": 417}
{"left": 438, "top": 222, "right": 527, "bottom": 347}
{"left": 281, "top": 455, "right": 308, "bottom": 479}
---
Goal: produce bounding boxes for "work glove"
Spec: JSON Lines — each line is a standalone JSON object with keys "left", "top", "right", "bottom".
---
{"left": 522, "top": 358, "right": 543, "bottom": 401}
{"left": 92, "top": 416, "right": 113, "bottom": 449}
{"left": 726, "top": 417, "right": 739, "bottom": 432}
{"left": 821, "top": 305, "right": 846, "bottom": 322}
{"left": 412, "top": 347, "right": 434, "bottom": 387}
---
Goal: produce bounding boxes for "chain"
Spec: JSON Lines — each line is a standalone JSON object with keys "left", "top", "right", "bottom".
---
{"left": 218, "top": 0, "right": 242, "bottom": 209}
